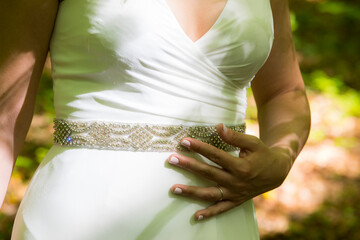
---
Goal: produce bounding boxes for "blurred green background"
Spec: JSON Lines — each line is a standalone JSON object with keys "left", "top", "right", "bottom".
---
{"left": 1, "top": 0, "right": 360, "bottom": 239}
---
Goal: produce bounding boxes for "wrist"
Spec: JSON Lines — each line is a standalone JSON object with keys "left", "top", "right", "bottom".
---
{"left": 269, "top": 146, "right": 294, "bottom": 174}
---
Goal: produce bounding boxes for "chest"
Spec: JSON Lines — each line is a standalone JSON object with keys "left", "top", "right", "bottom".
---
{"left": 164, "top": 0, "right": 229, "bottom": 43}
{"left": 52, "top": 0, "right": 274, "bottom": 86}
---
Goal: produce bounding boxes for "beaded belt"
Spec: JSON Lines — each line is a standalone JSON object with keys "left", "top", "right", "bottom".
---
{"left": 53, "top": 118, "right": 246, "bottom": 152}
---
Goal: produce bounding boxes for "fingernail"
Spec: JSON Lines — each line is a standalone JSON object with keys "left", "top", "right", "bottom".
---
{"left": 197, "top": 215, "right": 204, "bottom": 221}
{"left": 181, "top": 139, "right": 191, "bottom": 148}
{"left": 222, "top": 123, "right": 228, "bottom": 133}
{"left": 173, "top": 187, "right": 182, "bottom": 194}
{"left": 169, "top": 156, "right": 179, "bottom": 165}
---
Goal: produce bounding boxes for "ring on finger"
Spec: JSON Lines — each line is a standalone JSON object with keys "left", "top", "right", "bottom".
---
{"left": 216, "top": 185, "right": 224, "bottom": 201}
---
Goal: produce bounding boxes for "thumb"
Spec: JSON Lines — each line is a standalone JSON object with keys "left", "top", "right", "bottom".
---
{"left": 217, "top": 123, "right": 260, "bottom": 151}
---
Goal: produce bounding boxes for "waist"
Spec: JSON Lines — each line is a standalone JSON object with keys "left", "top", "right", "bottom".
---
{"left": 53, "top": 118, "right": 246, "bottom": 152}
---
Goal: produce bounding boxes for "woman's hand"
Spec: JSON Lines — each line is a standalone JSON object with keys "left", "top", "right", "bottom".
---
{"left": 168, "top": 123, "right": 292, "bottom": 221}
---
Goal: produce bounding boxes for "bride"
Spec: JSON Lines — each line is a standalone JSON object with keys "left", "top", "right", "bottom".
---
{"left": 1, "top": 0, "right": 310, "bottom": 239}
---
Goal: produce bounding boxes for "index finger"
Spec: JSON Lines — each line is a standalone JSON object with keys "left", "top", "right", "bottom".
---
{"left": 217, "top": 123, "right": 261, "bottom": 151}
{"left": 180, "top": 138, "right": 239, "bottom": 170}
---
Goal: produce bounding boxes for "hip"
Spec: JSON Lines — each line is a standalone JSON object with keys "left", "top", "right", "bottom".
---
{"left": 12, "top": 145, "right": 259, "bottom": 240}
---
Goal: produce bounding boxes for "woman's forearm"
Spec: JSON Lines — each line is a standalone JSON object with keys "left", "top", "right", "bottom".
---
{"left": 256, "top": 88, "right": 311, "bottom": 165}
{"left": 0, "top": 144, "right": 15, "bottom": 208}
{"left": 0, "top": 0, "right": 59, "bottom": 208}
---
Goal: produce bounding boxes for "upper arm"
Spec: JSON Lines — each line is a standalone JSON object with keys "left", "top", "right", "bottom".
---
{"left": 0, "top": 0, "right": 59, "bottom": 156}
{"left": 250, "top": 0, "right": 304, "bottom": 108}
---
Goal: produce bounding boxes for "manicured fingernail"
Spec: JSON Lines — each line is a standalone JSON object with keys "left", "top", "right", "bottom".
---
{"left": 169, "top": 156, "right": 179, "bottom": 165}
{"left": 222, "top": 123, "right": 228, "bottom": 133}
{"left": 181, "top": 139, "right": 191, "bottom": 148}
{"left": 197, "top": 215, "right": 204, "bottom": 221}
{"left": 173, "top": 187, "right": 182, "bottom": 194}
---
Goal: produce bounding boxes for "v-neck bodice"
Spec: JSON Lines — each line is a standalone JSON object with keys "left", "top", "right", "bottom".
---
{"left": 50, "top": 0, "right": 274, "bottom": 125}
{"left": 162, "top": 0, "right": 231, "bottom": 44}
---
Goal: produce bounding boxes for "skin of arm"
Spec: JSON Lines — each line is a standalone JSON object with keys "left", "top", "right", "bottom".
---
{"left": 0, "top": 0, "right": 59, "bottom": 208}
{"left": 251, "top": 0, "right": 311, "bottom": 166}
{"left": 167, "top": 0, "right": 311, "bottom": 220}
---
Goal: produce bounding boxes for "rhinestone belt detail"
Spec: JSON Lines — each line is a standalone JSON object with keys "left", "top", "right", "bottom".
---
{"left": 53, "top": 118, "right": 246, "bottom": 152}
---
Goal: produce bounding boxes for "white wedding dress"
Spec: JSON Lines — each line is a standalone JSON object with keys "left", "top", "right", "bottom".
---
{"left": 11, "top": 0, "right": 274, "bottom": 239}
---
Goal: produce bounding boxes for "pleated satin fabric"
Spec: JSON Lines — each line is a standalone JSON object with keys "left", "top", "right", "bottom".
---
{"left": 11, "top": 0, "right": 274, "bottom": 239}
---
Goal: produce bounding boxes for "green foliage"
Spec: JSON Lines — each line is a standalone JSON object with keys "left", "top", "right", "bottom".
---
{"left": 305, "top": 70, "right": 360, "bottom": 117}
{"left": 290, "top": 0, "right": 360, "bottom": 90}
{"left": 34, "top": 68, "right": 55, "bottom": 117}
{"left": 14, "top": 156, "right": 33, "bottom": 169}
{"left": 334, "top": 137, "right": 358, "bottom": 149}
{"left": 0, "top": 214, "right": 13, "bottom": 240}
{"left": 309, "top": 129, "right": 327, "bottom": 143}
{"left": 35, "top": 147, "right": 50, "bottom": 164}
{"left": 318, "top": 1, "right": 360, "bottom": 19}
{"left": 310, "top": 71, "right": 345, "bottom": 94}
{"left": 289, "top": 11, "right": 298, "bottom": 32}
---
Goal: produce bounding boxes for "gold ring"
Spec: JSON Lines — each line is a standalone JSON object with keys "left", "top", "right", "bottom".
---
{"left": 217, "top": 185, "right": 224, "bottom": 201}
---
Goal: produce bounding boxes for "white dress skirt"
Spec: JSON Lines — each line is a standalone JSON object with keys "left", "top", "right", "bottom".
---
{"left": 11, "top": 0, "right": 274, "bottom": 239}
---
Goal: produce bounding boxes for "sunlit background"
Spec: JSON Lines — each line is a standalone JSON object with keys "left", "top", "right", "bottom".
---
{"left": 1, "top": 0, "right": 359, "bottom": 239}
